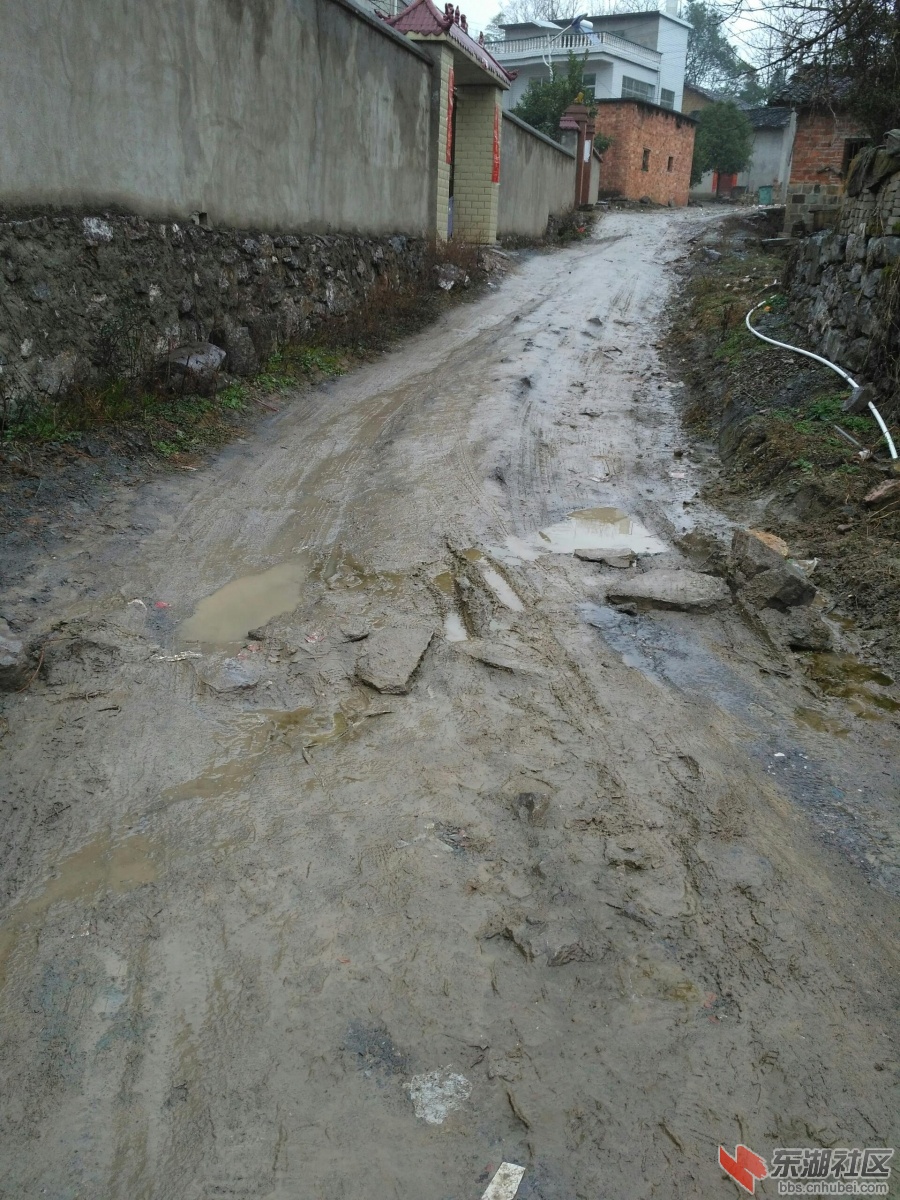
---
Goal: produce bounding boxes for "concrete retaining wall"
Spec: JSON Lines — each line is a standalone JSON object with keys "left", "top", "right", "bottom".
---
{"left": 0, "top": 0, "right": 434, "bottom": 236}
{"left": 498, "top": 113, "right": 575, "bottom": 239}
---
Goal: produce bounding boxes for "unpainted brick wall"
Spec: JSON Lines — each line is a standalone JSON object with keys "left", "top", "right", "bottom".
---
{"left": 595, "top": 101, "right": 695, "bottom": 206}
{"left": 784, "top": 110, "right": 869, "bottom": 234}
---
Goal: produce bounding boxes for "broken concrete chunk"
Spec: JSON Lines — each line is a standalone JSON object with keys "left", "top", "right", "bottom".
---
{"left": 575, "top": 548, "right": 636, "bottom": 568}
{"left": 167, "top": 342, "right": 226, "bottom": 390}
{"left": 758, "top": 606, "right": 833, "bottom": 651}
{"left": 845, "top": 382, "right": 876, "bottom": 415}
{"left": 454, "top": 640, "right": 542, "bottom": 674}
{"left": 340, "top": 620, "right": 370, "bottom": 643}
{"left": 739, "top": 563, "right": 816, "bottom": 611}
{"left": 195, "top": 653, "right": 266, "bottom": 692}
{"left": 730, "top": 529, "right": 789, "bottom": 579}
{"left": 607, "top": 569, "right": 731, "bottom": 613}
{"left": 356, "top": 623, "right": 433, "bottom": 694}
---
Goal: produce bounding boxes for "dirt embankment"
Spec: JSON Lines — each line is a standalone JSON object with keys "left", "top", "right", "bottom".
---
{"left": 667, "top": 211, "right": 900, "bottom": 674}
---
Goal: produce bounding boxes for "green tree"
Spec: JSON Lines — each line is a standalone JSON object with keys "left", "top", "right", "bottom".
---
{"left": 690, "top": 101, "right": 754, "bottom": 185}
{"left": 511, "top": 52, "right": 594, "bottom": 142}
{"left": 483, "top": 10, "right": 505, "bottom": 40}
{"left": 684, "top": 0, "right": 744, "bottom": 91}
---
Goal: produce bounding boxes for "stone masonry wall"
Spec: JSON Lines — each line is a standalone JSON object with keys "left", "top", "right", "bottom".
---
{"left": 787, "top": 158, "right": 900, "bottom": 398}
{"left": 0, "top": 210, "right": 425, "bottom": 407}
{"left": 594, "top": 100, "right": 696, "bottom": 207}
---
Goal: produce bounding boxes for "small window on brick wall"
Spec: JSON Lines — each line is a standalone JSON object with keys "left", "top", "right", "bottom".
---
{"left": 667, "top": 156, "right": 674, "bottom": 172}
{"left": 642, "top": 148, "right": 651, "bottom": 171}
{"left": 660, "top": 88, "right": 675, "bottom": 109}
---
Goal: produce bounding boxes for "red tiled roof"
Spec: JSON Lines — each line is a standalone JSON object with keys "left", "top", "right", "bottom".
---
{"left": 385, "top": 0, "right": 513, "bottom": 83}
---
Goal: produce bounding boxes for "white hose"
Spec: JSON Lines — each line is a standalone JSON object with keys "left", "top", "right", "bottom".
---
{"left": 745, "top": 298, "right": 898, "bottom": 460}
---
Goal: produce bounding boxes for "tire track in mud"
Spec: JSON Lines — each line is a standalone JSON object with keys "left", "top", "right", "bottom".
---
{"left": 3, "top": 212, "right": 899, "bottom": 1199}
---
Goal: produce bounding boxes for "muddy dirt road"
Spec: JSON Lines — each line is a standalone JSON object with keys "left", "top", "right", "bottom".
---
{"left": 1, "top": 209, "right": 898, "bottom": 1199}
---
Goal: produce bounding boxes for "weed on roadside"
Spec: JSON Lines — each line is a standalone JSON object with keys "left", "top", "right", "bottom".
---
{"left": 666, "top": 211, "right": 900, "bottom": 671}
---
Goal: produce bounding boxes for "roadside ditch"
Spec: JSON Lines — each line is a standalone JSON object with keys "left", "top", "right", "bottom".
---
{"left": 666, "top": 210, "right": 900, "bottom": 677}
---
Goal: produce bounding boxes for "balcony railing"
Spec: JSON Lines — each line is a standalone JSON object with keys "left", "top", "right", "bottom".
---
{"left": 486, "top": 31, "right": 662, "bottom": 66}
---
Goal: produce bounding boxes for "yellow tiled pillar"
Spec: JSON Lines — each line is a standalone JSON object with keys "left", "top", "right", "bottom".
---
{"left": 420, "top": 43, "right": 454, "bottom": 242}
{"left": 453, "top": 85, "right": 502, "bottom": 244}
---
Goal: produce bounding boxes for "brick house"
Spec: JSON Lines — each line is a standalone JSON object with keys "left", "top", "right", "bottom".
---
{"left": 774, "top": 72, "right": 870, "bottom": 234}
{"left": 593, "top": 99, "right": 696, "bottom": 205}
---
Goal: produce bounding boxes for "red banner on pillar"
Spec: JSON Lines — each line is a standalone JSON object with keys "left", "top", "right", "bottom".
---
{"left": 491, "top": 105, "right": 500, "bottom": 183}
{"left": 446, "top": 68, "right": 455, "bottom": 164}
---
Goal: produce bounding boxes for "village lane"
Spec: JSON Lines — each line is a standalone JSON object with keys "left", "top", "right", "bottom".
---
{"left": 1, "top": 208, "right": 898, "bottom": 1199}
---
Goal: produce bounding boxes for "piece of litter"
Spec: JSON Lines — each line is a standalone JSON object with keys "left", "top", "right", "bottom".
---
{"left": 154, "top": 601, "right": 171, "bottom": 609}
{"left": 482, "top": 1162, "right": 527, "bottom": 1200}
{"left": 305, "top": 630, "right": 325, "bottom": 643}
{"left": 127, "top": 598, "right": 147, "bottom": 609}
{"left": 773, "top": 752, "right": 786, "bottom": 758}
{"left": 150, "top": 651, "right": 202, "bottom": 662}
{"left": 669, "top": 471, "right": 687, "bottom": 480}
{"left": 407, "top": 1068, "right": 472, "bottom": 1124}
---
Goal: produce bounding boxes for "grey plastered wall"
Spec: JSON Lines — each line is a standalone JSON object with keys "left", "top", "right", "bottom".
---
{"left": 737, "top": 120, "right": 797, "bottom": 198}
{"left": 498, "top": 113, "right": 575, "bottom": 238}
{"left": 0, "top": 0, "right": 434, "bottom": 235}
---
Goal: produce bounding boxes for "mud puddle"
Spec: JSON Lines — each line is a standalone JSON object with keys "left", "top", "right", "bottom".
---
{"left": 498, "top": 506, "right": 666, "bottom": 562}
{"left": 158, "top": 700, "right": 365, "bottom": 810}
{"left": 179, "top": 546, "right": 404, "bottom": 647}
{"left": 443, "top": 612, "right": 468, "bottom": 642}
{"left": 0, "top": 832, "right": 157, "bottom": 991}
{"left": 180, "top": 559, "right": 308, "bottom": 644}
{"left": 805, "top": 652, "right": 900, "bottom": 718}
{"left": 458, "top": 550, "right": 524, "bottom": 612}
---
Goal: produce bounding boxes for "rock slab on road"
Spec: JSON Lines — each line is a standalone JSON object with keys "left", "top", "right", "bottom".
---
{"left": 607, "top": 569, "right": 731, "bottom": 612}
{"left": 357, "top": 623, "right": 434, "bottom": 693}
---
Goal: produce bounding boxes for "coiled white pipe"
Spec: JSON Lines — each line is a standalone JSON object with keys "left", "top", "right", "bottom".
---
{"left": 745, "top": 298, "right": 898, "bottom": 460}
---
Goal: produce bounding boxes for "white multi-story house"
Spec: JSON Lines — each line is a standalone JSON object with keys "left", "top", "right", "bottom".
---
{"left": 487, "top": 6, "right": 691, "bottom": 116}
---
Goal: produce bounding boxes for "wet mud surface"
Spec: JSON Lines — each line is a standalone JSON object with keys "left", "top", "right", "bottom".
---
{"left": 0, "top": 210, "right": 898, "bottom": 1198}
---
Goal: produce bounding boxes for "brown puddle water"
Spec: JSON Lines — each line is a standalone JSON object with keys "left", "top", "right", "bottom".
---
{"left": 806, "top": 653, "right": 900, "bottom": 719}
{"left": 458, "top": 551, "right": 524, "bottom": 612}
{"left": 180, "top": 560, "right": 308, "bottom": 644}
{"left": 0, "top": 832, "right": 157, "bottom": 994}
{"left": 433, "top": 571, "right": 469, "bottom": 641}
{"left": 794, "top": 707, "right": 851, "bottom": 737}
{"left": 499, "top": 507, "right": 666, "bottom": 562}
{"left": 159, "top": 702, "right": 361, "bottom": 809}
